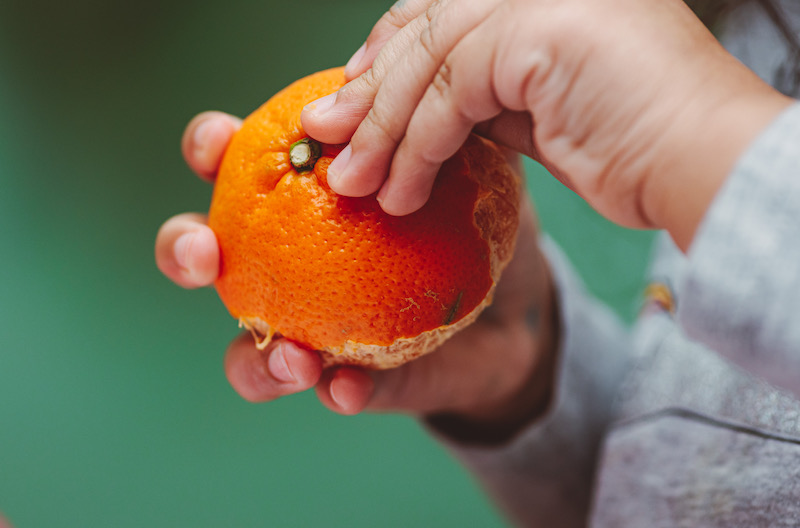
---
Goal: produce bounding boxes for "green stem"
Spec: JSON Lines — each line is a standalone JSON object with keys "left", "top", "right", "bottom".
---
{"left": 289, "top": 138, "right": 322, "bottom": 173}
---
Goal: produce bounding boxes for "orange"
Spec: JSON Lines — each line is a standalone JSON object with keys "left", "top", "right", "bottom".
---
{"left": 208, "top": 67, "right": 520, "bottom": 369}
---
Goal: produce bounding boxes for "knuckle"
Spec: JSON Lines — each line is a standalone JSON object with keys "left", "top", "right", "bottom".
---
{"left": 424, "top": 0, "right": 452, "bottom": 29}
{"left": 418, "top": 0, "right": 449, "bottom": 62}
{"left": 430, "top": 57, "right": 488, "bottom": 126}
{"left": 428, "top": 61, "right": 473, "bottom": 125}
{"left": 362, "top": 104, "right": 403, "bottom": 145}
{"left": 358, "top": 66, "right": 382, "bottom": 93}
{"left": 418, "top": 24, "right": 439, "bottom": 62}
{"left": 336, "top": 68, "right": 381, "bottom": 108}
{"left": 431, "top": 60, "right": 453, "bottom": 98}
{"left": 424, "top": 1, "right": 437, "bottom": 24}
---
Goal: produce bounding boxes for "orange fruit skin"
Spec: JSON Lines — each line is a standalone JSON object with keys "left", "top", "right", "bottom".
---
{"left": 208, "top": 67, "right": 520, "bottom": 369}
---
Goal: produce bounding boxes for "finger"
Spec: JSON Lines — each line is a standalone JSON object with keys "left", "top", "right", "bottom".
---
{"left": 301, "top": 11, "right": 431, "bottom": 147}
{"left": 303, "top": 1, "right": 460, "bottom": 192}
{"left": 224, "top": 335, "right": 323, "bottom": 403}
{"left": 378, "top": 114, "right": 539, "bottom": 216}
{"left": 377, "top": 63, "right": 494, "bottom": 214}
{"left": 378, "top": 5, "right": 517, "bottom": 215}
{"left": 181, "top": 111, "right": 242, "bottom": 182}
{"left": 328, "top": 0, "right": 502, "bottom": 207}
{"left": 155, "top": 213, "right": 219, "bottom": 289}
{"left": 344, "top": 0, "right": 435, "bottom": 80}
{"left": 315, "top": 367, "right": 375, "bottom": 415}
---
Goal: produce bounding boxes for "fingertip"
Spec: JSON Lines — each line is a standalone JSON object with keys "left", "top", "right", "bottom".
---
{"left": 300, "top": 88, "right": 369, "bottom": 145}
{"left": 301, "top": 93, "right": 336, "bottom": 125}
{"left": 155, "top": 214, "right": 220, "bottom": 289}
{"left": 375, "top": 150, "right": 441, "bottom": 216}
{"left": 376, "top": 193, "right": 425, "bottom": 216}
{"left": 376, "top": 181, "right": 432, "bottom": 217}
{"left": 175, "top": 226, "right": 219, "bottom": 286}
{"left": 181, "top": 111, "right": 242, "bottom": 181}
{"left": 272, "top": 340, "right": 324, "bottom": 388}
{"left": 317, "top": 367, "right": 374, "bottom": 415}
{"left": 326, "top": 145, "right": 380, "bottom": 198}
{"left": 300, "top": 93, "right": 348, "bottom": 144}
{"left": 325, "top": 144, "right": 353, "bottom": 195}
{"left": 224, "top": 336, "right": 323, "bottom": 403}
{"left": 326, "top": 142, "right": 396, "bottom": 199}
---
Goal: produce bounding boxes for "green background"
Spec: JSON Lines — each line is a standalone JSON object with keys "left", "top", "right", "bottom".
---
{"left": 0, "top": 1, "right": 654, "bottom": 526}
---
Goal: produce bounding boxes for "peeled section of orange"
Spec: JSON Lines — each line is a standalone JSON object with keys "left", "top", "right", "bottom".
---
{"left": 208, "top": 67, "right": 520, "bottom": 369}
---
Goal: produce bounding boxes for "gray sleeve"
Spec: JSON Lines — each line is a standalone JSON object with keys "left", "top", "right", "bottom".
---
{"left": 678, "top": 103, "right": 800, "bottom": 395}
{"left": 430, "top": 237, "right": 634, "bottom": 528}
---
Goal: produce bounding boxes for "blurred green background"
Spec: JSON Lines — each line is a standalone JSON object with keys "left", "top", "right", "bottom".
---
{"left": 0, "top": 1, "right": 654, "bottom": 526}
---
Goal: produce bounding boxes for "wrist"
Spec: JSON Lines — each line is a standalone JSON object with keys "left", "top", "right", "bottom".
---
{"left": 425, "top": 250, "right": 561, "bottom": 446}
{"left": 640, "top": 63, "right": 792, "bottom": 251}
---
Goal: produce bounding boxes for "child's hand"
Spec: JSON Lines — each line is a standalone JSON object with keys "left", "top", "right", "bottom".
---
{"left": 302, "top": 0, "right": 791, "bottom": 249}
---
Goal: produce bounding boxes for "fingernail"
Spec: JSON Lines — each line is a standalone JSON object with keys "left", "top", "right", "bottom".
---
{"left": 376, "top": 184, "right": 399, "bottom": 215}
{"left": 191, "top": 118, "right": 213, "bottom": 159}
{"left": 329, "top": 374, "right": 347, "bottom": 410}
{"left": 326, "top": 143, "right": 352, "bottom": 190}
{"left": 268, "top": 344, "right": 297, "bottom": 383}
{"left": 304, "top": 92, "right": 336, "bottom": 117}
{"left": 376, "top": 184, "right": 388, "bottom": 205}
{"left": 329, "top": 370, "right": 373, "bottom": 415}
{"left": 345, "top": 42, "right": 367, "bottom": 78}
{"left": 174, "top": 232, "right": 195, "bottom": 271}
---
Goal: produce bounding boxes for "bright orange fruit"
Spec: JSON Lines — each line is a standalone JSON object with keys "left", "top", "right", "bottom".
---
{"left": 208, "top": 67, "right": 520, "bottom": 369}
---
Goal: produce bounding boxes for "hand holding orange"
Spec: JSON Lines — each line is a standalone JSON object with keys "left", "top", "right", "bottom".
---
{"left": 208, "top": 67, "right": 521, "bottom": 369}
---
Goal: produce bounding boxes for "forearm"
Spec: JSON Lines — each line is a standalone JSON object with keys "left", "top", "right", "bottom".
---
{"left": 426, "top": 238, "right": 634, "bottom": 527}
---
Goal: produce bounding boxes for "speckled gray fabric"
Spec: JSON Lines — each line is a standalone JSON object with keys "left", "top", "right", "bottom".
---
{"left": 592, "top": 416, "right": 800, "bottom": 527}
{"left": 619, "top": 308, "right": 800, "bottom": 438}
{"left": 590, "top": 296, "right": 800, "bottom": 526}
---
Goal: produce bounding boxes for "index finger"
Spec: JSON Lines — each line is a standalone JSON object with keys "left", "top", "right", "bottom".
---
{"left": 181, "top": 111, "right": 242, "bottom": 182}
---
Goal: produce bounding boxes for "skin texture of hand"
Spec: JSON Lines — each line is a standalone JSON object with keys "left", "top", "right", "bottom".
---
{"left": 155, "top": 111, "right": 559, "bottom": 436}
{"left": 301, "top": 0, "right": 793, "bottom": 250}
